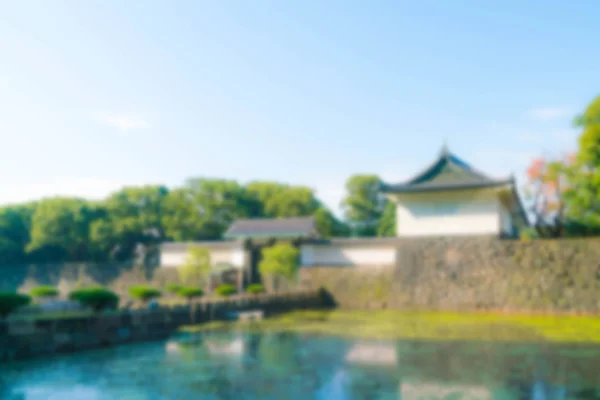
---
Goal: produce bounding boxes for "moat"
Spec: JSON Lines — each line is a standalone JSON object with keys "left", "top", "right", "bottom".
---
{"left": 1, "top": 328, "right": 599, "bottom": 399}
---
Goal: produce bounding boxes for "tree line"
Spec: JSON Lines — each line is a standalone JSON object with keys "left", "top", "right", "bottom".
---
{"left": 0, "top": 176, "right": 394, "bottom": 264}
{"left": 523, "top": 95, "right": 600, "bottom": 238}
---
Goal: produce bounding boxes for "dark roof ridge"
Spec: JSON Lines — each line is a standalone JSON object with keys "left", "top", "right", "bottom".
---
{"left": 224, "top": 216, "right": 318, "bottom": 239}
{"left": 381, "top": 146, "right": 511, "bottom": 192}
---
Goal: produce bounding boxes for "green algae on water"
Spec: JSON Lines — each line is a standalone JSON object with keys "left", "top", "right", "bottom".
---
{"left": 179, "top": 310, "right": 600, "bottom": 343}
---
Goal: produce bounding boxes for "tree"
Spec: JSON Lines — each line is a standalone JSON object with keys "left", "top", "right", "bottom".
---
{"left": 129, "top": 285, "right": 162, "bottom": 304}
{"left": 313, "top": 207, "right": 350, "bottom": 238}
{"left": 245, "top": 181, "right": 291, "bottom": 217}
{"left": 266, "top": 186, "right": 320, "bottom": 217}
{"left": 29, "top": 286, "right": 60, "bottom": 299}
{"left": 178, "top": 246, "right": 213, "bottom": 293}
{"left": 563, "top": 95, "right": 600, "bottom": 233}
{"left": 177, "top": 287, "right": 204, "bottom": 303}
{"left": 69, "top": 287, "right": 119, "bottom": 312}
{"left": 0, "top": 203, "right": 35, "bottom": 264}
{"left": 523, "top": 155, "right": 573, "bottom": 237}
{"left": 259, "top": 243, "right": 300, "bottom": 291}
{"left": 161, "top": 188, "right": 206, "bottom": 241}
{"left": 26, "top": 197, "right": 97, "bottom": 262}
{"left": 0, "top": 292, "right": 31, "bottom": 319}
{"left": 377, "top": 201, "right": 396, "bottom": 237}
{"left": 95, "top": 186, "right": 170, "bottom": 261}
{"left": 246, "top": 181, "right": 345, "bottom": 237}
{"left": 341, "top": 174, "right": 386, "bottom": 237}
{"left": 166, "top": 178, "right": 262, "bottom": 240}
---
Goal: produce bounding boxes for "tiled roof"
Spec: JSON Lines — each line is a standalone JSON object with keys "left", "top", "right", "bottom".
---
{"left": 160, "top": 240, "right": 242, "bottom": 251}
{"left": 381, "top": 146, "right": 513, "bottom": 194}
{"left": 224, "top": 216, "right": 318, "bottom": 239}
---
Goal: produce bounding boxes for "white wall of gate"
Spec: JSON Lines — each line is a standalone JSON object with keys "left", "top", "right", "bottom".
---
{"left": 300, "top": 239, "right": 399, "bottom": 268}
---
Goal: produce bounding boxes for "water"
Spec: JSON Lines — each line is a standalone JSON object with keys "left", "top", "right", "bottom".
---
{"left": 1, "top": 330, "right": 599, "bottom": 399}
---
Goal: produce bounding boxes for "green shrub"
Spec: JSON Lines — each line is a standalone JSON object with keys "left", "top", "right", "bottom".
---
{"left": 246, "top": 284, "right": 265, "bottom": 294}
{"left": 177, "top": 287, "right": 204, "bottom": 302}
{"left": 129, "top": 285, "right": 162, "bottom": 303}
{"left": 0, "top": 292, "right": 32, "bottom": 318}
{"left": 166, "top": 283, "right": 183, "bottom": 294}
{"left": 68, "top": 287, "right": 119, "bottom": 312}
{"left": 29, "top": 286, "right": 60, "bottom": 298}
{"left": 215, "top": 284, "right": 237, "bottom": 297}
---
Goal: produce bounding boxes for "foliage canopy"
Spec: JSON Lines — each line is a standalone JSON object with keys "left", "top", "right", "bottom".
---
{"left": 129, "top": 285, "right": 162, "bottom": 303}
{"left": 29, "top": 286, "right": 60, "bottom": 298}
{"left": 0, "top": 292, "right": 31, "bottom": 318}
{"left": 259, "top": 243, "right": 300, "bottom": 284}
{"left": 68, "top": 287, "right": 119, "bottom": 312}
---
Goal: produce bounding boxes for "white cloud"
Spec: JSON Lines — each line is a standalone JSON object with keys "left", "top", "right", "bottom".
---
{"left": 0, "top": 177, "right": 154, "bottom": 205}
{"left": 527, "top": 107, "right": 573, "bottom": 121}
{"left": 95, "top": 112, "right": 151, "bottom": 131}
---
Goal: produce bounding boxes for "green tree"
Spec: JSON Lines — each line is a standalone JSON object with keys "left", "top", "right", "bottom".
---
{"left": 161, "top": 188, "right": 206, "bottom": 241}
{"left": 259, "top": 243, "right": 300, "bottom": 291}
{"left": 177, "top": 287, "right": 204, "bottom": 303}
{"left": 27, "top": 197, "right": 97, "bottom": 262}
{"left": 69, "top": 287, "right": 119, "bottom": 312}
{"left": 245, "top": 181, "right": 290, "bottom": 217}
{"left": 0, "top": 292, "right": 31, "bottom": 319}
{"left": 178, "top": 246, "right": 213, "bottom": 292}
{"left": 167, "top": 178, "right": 262, "bottom": 240}
{"left": 341, "top": 174, "right": 386, "bottom": 237}
{"left": 266, "top": 186, "right": 320, "bottom": 217}
{"left": 377, "top": 201, "right": 396, "bottom": 237}
{"left": 246, "top": 181, "right": 345, "bottom": 237}
{"left": 313, "top": 207, "right": 351, "bottom": 238}
{"left": 246, "top": 181, "right": 322, "bottom": 218}
{"left": 90, "top": 185, "right": 169, "bottom": 261}
{"left": 129, "top": 285, "right": 162, "bottom": 304}
{"left": 30, "top": 286, "right": 60, "bottom": 299}
{"left": 564, "top": 95, "right": 600, "bottom": 233}
{"left": 0, "top": 203, "right": 36, "bottom": 264}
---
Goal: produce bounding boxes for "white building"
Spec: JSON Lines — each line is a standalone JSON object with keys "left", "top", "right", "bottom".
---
{"left": 380, "top": 146, "right": 528, "bottom": 238}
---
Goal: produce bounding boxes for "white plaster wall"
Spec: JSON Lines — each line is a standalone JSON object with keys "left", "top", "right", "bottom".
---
{"left": 160, "top": 251, "right": 188, "bottom": 268}
{"left": 499, "top": 202, "right": 513, "bottom": 236}
{"left": 393, "top": 190, "right": 501, "bottom": 237}
{"left": 161, "top": 245, "right": 246, "bottom": 269}
{"left": 300, "top": 244, "right": 397, "bottom": 267}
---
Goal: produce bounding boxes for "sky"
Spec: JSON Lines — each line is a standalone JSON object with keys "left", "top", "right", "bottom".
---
{"left": 1, "top": 1, "right": 598, "bottom": 216}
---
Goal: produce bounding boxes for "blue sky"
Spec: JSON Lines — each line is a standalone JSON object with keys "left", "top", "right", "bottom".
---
{"left": 0, "top": 1, "right": 598, "bottom": 215}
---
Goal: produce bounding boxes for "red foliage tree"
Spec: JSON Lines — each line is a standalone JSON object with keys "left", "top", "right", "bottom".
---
{"left": 523, "top": 154, "right": 574, "bottom": 237}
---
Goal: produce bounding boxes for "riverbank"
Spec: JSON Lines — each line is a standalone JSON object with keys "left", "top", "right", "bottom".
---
{"left": 0, "top": 289, "right": 324, "bottom": 361}
{"left": 180, "top": 309, "right": 600, "bottom": 343}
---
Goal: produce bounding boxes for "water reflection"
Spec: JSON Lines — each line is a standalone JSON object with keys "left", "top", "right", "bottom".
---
{"left": 1, "top": 332, "right": 599, "bottom": 399}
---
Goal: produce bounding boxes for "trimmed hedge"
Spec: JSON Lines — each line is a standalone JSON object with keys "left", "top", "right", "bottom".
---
{"left": 0, "top": 292, "right": 32, "bottom": 318}
{"left": 69, "top": 287, "right": 119, "bottom": 312}
{"left": 166, "top": 283, "right": 184, "bottom": 294}
{"left": 177, "top": 287, "right": 204, "bottom": 301}
{"left": 215, "top": 284, "right": 237, "bottom": 297}
{"left": 129, "top": 285, "right": 162, "bottom": 303}
{"left": 246, "top": 284, "right": 266, "bottom": 294}
{"left": 30, "top": 286, "right": 60, "bottom": 298}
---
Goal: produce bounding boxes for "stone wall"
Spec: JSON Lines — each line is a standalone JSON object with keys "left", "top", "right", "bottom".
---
{"left": 0, "top": 262, "right": 180, "bottom": 298}
{"left": 299, "top": 237, "right": 600, "bottom": 312}
{"left": 0, "top": 261, "right": 246, "bottom": 300}
{"left": 0, "top": 290, "right": 325, "bottom": 361}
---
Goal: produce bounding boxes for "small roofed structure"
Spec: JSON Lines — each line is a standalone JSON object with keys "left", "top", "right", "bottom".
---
{"left": 381, "top": 145, "right": 528, "bottom": 238}
{"left": 223, "top": 216, "right": 319, "bottom": 241}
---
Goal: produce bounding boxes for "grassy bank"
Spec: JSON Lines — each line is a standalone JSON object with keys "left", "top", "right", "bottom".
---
{"left": 179, "top": 310, "right": 600, "bottom": 343}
